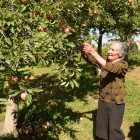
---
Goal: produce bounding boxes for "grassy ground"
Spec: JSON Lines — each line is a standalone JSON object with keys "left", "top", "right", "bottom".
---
{"left": 30, "top": 63, "right": 140, "bottom": 140}
{"left": 123, "top": 66, "right": 140, "bottom": 140}
{"left": 57, "top": 66, "right": 140, "bottom": 140}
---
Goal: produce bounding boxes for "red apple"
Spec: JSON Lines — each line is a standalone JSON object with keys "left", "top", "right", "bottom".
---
{"left": 46, "top": 15, "right": 52, "bottom": 20}
{"left": 20, "top": 92, "right": 27, "bottom": 100}
{"left": 9, "top": 76, "right": 19, "bottom": 84}
{"left": 59, "top": 23, "right": 65, "bottom": 29}
{"left": 29, "top": 11, "right": 36, "bottom": 18}
{"left": 38, "top": 27, "right": 45, "bottom": 32}
{"left": 93, "top": 9, "right": 100, "bottom": 15}
{"left": 21, "top": 0, "right": 27, "bottom": 4}
{"left": 64, "top": 27, "right": 70, "bottom": 33}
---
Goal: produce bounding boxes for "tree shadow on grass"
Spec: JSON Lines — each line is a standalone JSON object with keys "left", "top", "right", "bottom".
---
{"left": 78, "top": 109, "right": 100, "bottom": 140}
{"left": 0, "top": 134, "right": 20, "bottom": 140}
{"left": 127, "top": 121, "right": 140, "bottom": 140}
{"left": 16, "top": 66, "right": 99, "bottom": 140}
{"left": 128, "top": 60, "right": 140, "bottom": 68}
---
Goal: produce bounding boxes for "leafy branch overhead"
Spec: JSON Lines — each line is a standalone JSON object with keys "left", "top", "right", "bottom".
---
{"left": 0, "top": 0, "right": 140, "bottom": 104}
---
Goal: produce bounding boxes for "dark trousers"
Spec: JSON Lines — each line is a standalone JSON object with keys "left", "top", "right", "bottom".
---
{"left": 95, "top": 99, "right": 125, "bottom": 140}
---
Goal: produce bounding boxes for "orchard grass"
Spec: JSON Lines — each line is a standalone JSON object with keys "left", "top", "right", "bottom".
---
{"left": 0, "top": 55, "right": 140, "bottom": 140}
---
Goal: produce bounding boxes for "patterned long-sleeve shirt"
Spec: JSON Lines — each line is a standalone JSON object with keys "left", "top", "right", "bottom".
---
{"left": 83, "top": 53, "right": 129, "bottom": 104}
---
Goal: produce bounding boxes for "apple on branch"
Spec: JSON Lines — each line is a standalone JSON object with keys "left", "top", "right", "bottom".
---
{"left": 9, "top": 75, "right": 19, "bottom": 84}
{"left": 59, "top": 23, "right": 65, "bottom": 29}
{"left": 46, "top": 15, "right": 52, "bottom": 20}
{"left": 20, "top": 91, "right": 28, "bottom": 100}
{"left": 21, "top": 0, "right": 28, "bottom": 4}
{"left": 93, "top": 9, "right": 100, "bottom": 15}
{"left": 64, "top": 27, "right": 70, "bottom": 33}
{"left": 38, "top": 27, "right": 45, "bottom": 32}
{"left": 29, "top": 11, "right": 36, "bottom": 18}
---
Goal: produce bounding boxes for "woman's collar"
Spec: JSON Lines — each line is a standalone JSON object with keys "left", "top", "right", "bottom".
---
{"left": 112, "top": 58, "right": 123, "bottom": 63}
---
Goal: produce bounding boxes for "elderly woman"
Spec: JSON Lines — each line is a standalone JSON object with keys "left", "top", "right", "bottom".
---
{"left": 81, "top": 41, "right": 128, "bottom": 140}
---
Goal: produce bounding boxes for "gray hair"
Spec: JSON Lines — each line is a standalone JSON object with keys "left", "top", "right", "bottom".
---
{"left": 110, "top": 41, "right": 128, "bottom": 59}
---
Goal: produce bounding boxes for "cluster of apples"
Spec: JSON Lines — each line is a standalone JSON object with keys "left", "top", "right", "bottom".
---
{"left": 59, "top": 23, "right": 70, "bottom": 33}
{"left": 21, "top": 0, "right": 71, "bottom": 33}
{"left": 37, "top": 22, "right": 70, "bottom": 33}
{"left": 5, "top": 75, "right": 28, "bottom": 101}
{"left": 5, "top": 75, "right": 19, "bottom": 90}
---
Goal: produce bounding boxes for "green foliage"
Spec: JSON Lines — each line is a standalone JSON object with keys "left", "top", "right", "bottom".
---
{"left": 128, "top": 54, "right": 140, "bottom": 66}
{"left": 0, "top": 0, "right": 82, "bottom": 105}
{"left": 1, "top": 0, "right": 140, "bottom": 105}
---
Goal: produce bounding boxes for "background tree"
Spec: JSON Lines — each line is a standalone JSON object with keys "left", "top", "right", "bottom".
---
{"left": 53, "top": 0, "right": 140, "bottom": 55}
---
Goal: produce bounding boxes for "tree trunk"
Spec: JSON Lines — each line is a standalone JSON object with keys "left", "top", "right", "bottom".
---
{"left": 3, "top": 97, "right": 18, "bottom": 136}
{"left": 97, "top": 29, "right": 104, "bottom": 56}
{"left": 96, "top": 29, "right": 105, "bottom": 76}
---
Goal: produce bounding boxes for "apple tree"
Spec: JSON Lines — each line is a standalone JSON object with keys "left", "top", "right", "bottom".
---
{"left": 54, "top": 0, "right": 140, "bottom": 55}
{"left": 0, "top": 0, "right": 80, "bottom": 136}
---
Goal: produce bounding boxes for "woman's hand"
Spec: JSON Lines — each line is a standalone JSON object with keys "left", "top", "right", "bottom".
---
{"left": 82, "top": 42, "right": 96, "bottom": 56}
{"left": 81, "top": 42, "right": 106, "bottom": 66}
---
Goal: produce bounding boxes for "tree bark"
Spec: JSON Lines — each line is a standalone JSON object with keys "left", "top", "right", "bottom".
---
{"left": 3, "top": 97, "right": 18, "bottom": 136}
{"left": 97, "top": 29, "right": 104, "bottom": 56}
{"left": 96, "top": 29, "right": 105, "bottom": 76}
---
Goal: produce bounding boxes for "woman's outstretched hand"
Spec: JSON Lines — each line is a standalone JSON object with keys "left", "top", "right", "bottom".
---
{"left": 81, "top": 42, "right": 106, "bottom": 67}
{"left": 82, "top": 42, "right": 96, "bottom": 56}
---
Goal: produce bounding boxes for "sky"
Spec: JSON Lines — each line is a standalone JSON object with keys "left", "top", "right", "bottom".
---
{"left": 101, "top": 35, "right": 140, "bottom": 44}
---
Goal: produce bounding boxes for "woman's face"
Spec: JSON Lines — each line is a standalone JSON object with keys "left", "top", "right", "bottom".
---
{"left": 108, "top": 44, "right": 120, "bottom": 62}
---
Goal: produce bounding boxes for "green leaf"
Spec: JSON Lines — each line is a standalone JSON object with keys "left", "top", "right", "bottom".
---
{"left": 3, "top": 81, "right": 8, "bottom": 89}
{"left": 10, "top": 27, "right": 15, "bottom": 33}
{"left": 70, "top": 81, "right": 74, "bottom": 89}
{"left": 72, "top": 79, "right": 79, "bottom": 87}
{"left": 0, "top": 98, "right": 8, "bottom": 102}
{"left": 0, "top": 102, "right": 10, "bottom": 105}
{"left": 60, "top": 82, "right": 67, "bottom": 86}
{"left": 5, "top": 38, "right": 12, "bottom": 45}
{"left": 26, "top": 94, "right": 32, "bottom": 103}
{"left": 9, "top": 91, "right": 20, "bottom": 98}
{"left": 34, "top": 32, "right": 47, "bottom": 39}
{"left": 66, "top": 42, "right": 76, "bottom": 48}
{"left": 0, "top": 66, "right": 5, "bottom": 71}
{"left": 0, "top": 52, "right": 4, "bottom": 59}
{"left": 18, "top": 69, "right": 32, "bottom": 75}
{"left": 65, "top": 82, "right": 69, "bottom": 87}
{"left": 28, "top": 88, "right": 43, "bottom": 93}
{"left": 23, "top": 52, "right": 35, "bottom": 61}
{"left": 23, "top": 26, "right": 31, "bottom": 31}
